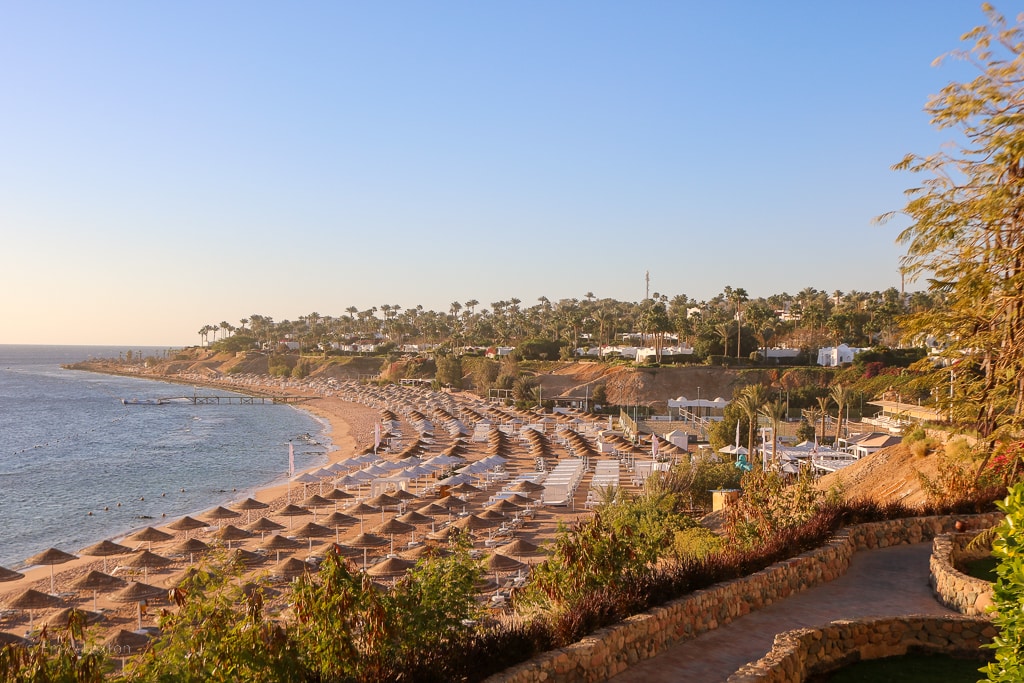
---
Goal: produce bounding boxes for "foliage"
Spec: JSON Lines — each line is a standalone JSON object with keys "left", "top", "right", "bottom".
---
{"left": 123, "top": 560, "right": 300, "bottom": 683}
{"left": 881, "top": 4, "right": 1024, "bottom": 444}
{"left": 725, "top": 466, "right": 822, "bottom": 547}
{"left": 983, "top": 483, "right": 1024, "bottom": 682}
{"left": 434, "top": 352, "right": 463, "bottom": 389}
{"left": 0, "top": 615, "right": 105, "bottom": 683}
{"left": 290, "top": 541, "right": 482, "bottom": 683}
{"left": 664, "top": 457, "right": 743, "bottom": 510}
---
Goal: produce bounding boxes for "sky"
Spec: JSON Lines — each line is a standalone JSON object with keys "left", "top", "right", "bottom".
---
{"left": 0, "top": 1, "right": 994, "bottom": 346}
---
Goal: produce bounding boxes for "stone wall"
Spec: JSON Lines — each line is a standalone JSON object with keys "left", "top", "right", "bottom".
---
{"left": 484, "top": 513, "right": 1001, "bottom": 683}
{"left": 930, "top": 531, "right": 996, "bottom": 617}
{"left": 727, "top": 615, "right": 995, "bottom": 682}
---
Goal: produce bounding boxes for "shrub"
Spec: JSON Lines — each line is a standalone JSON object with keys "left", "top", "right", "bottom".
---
{"left": 983, "top": 483, "right": 1024, "bottom": 682}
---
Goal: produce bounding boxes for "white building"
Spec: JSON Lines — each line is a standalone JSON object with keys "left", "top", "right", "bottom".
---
{"left": 817, "top": 344, "right": 865, "bottom": 366}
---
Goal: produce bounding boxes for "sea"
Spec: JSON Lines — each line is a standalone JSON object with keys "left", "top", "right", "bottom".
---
{"left": 0, "top": 345, "right": 330, "bottom": 570}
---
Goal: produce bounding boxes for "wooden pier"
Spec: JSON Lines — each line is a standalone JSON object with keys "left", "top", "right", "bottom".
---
{"left": 186, "top": 394, "right": 310, "bottom": 405}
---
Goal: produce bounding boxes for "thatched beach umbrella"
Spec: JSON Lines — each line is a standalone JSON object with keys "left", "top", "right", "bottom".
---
{"left": 44, "top": 606, "right": 104, "bottom": 629}
{"left": 210, "top": 524, "right": 252, "bottom": 550}
{"left": 366, "top": 556, "right": 414, "bottom": 579}
{"left": 450, "top": 482, "right": 483, "bottom": 495}
{"left": 497, "top": 538, "right": 542, "bottom": 559}
{"left": 201, "top": 506, "right": 241, "bottom": 530}
{"left": 320, "top": 511, "right": 359, "bottom": 542}
{"left": 451, "top": 514, "right": 498, "bottom": 532}
{"left": 233, "top": 497, "right": 270, "bottom": 524}
{"left": 80, "top": 539, "right": 132, "bottom": 573}
{"left": 127, "top": 527, "right": 173, "bottom": 551}
{"left": 487, "top": 499, "right": 523, "bottom": 514}
{"left": 275, "top": 503, "right": 312, "bottom": 530}
{"left": 510, "top": 480, "right": 545, "bottom": 494}
{"left": 323, "top": 488, "right": 354, "bottom": 507}
{"left": 247, "top": 516, "right": 285, "bottom": 538}
{"left": 69, "top": 569, "right": 126, "bottom": 611}
{"left": 346, "top": 532, "right": 389, "bottom": 570}
{"left": 25, "top": 547, "right": 77, "bottom": 593}
{"left": 3, "top": 588, "right": 63, "bottom": 631}
{"left": 373, "top": 518, "right": 415, "bottom": 554}
{"left": 0, "top": 566, "right": 24, "bottom": 582}
{"left": 259, "top": 533, "right": 302, "bottom": 562}
{"left": 104, "top": 628, "right": 151, "bottom": 670}
{"left": 120, "top": 549, "right": 172, "bottom": 582}
{"left": 400, "top": 544, "right": 451, "bottom": 561}
{"left": 344, "top": 502, "right": 380, "bottom": 532}
{"left": 484, "top": 553, "right": 527, "bottom": 586}
{"left": 434, "top": 495, "right": 468, "bottom": 512}
{"left": 109, "top": 579, "right": 165, "bottom": 628}
{"left": 273, "top": 557, "right": 315, "bottom": 581}
{"left": 170, "top": 537, "right": 211, "bottom": 564}
{"left": 165, "top": 516, "right": 208, "bottom": 538}
{"left": 226, "top": 548, "right": 265, "bottom": 569}
{"left": 292, "top": 522, "right": 334, "bottom": 552}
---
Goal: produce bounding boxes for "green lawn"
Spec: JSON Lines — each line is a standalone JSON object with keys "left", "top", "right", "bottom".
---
{"left": 810, "top": 653, "right": 987, "bottom": 682}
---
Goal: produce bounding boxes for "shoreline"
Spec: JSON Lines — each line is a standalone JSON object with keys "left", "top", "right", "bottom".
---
{"left": 1, "top": 367, "right": 378, "bottom": 598}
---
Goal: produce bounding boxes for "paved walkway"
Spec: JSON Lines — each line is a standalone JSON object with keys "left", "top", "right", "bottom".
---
{"left": 608, "top": 543, "right": 956, "bottom": 683}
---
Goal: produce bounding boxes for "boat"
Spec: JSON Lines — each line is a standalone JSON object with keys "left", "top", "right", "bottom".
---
{"left": 121, "top": 398, "right": 169, "bottom": 406}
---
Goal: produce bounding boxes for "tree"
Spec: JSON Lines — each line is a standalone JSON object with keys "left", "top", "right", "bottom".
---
{"left": 829, "top": 383, "right": 851, "bottom": 442}
{"left": 880, "top": 5, "right": 1024, "bottom": 449}
{"left": 724, "top": 286, "right": 749, "bottom": 358}
{"left": 734, "top": 384, "right": 769, "bottom": 458}
{"left": 984, "top": 482, "right": 1024, "bottom": 682}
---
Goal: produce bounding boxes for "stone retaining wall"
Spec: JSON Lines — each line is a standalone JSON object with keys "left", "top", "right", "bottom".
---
{"left": 930, "top": 531, "right": 996, "bottom": 617}
{"left": 727, "top": 615, "right": 995, "bottom": 682}
{"left": 484, "top": 513, "right": 1001, "bottom": 683}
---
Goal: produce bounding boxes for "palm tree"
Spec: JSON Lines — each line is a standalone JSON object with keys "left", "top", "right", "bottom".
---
{"left": 829, "top": 383, "right": 852, "bottom": 443}
{"left": 759, "top": 399, "right": 786, "bottom": 465}
{"left": 726, "top": 287, "right": 749, "bottom": 358}
{"left": 735, "top": 384, "right": 770, "bottom": 458}
{"left": 816, "top": 395, "right": 831, "bottom": 443}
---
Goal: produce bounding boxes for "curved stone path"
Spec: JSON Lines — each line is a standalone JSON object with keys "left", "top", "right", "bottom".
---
{"left": 607, "top": 542, "right": 957, "bottom": 683}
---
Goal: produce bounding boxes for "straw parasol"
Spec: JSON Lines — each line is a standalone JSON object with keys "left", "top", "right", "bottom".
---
{"left": 247, "top": 517, "right": 285, "bottom": 538}
{"left": 80, "top": 539, "right": 132, "bottom": 573}
{"left": 477, "top": 509, "right": 507, "bottom": 523}
{"left": 451, "top": 514, "right": 498, "bottom": 532}
{"left": 164, "top": 515, "right": 208, "bottom": 537}
{"left": 127, "top": 527, "right": 174, "bottom": 550}
{"left": 366, "top": 492, "right": 401, "bottom": 509}
{"left": 450, "top": 482, "right": 483, "bottom": 495}
{"left": 320, "top": 511, "right": 359, "bottom": 542}
{"left": 487, "top": 499, "right": 523, "bottom": 514}
{"left": 25, "top": 548, "right": 77, "bottom": 593}
{"left": 400, "top": 544, "right": 451, "bottom": 560}
{"left": 346, "top": 532, "right": 389, "bottom": 569}
{"left": 434, "top": 495, "right": 468, "bottom": 511}
{"left": 120, "top": 549, "right": 172, "bottom": 582}
{"left": 497, "top": 538, "right": 543, "bottom": 561}
{"left": 300, "top": 493, "right": 333, "bottom": 509}
{"left": 272, "top": 557, "right": 316, "bottom": 581}
{"left": 201, "top": 506, "right": 241, "bottom": 529}
{"left": 510, "top": 480, "right": 545, "bottom": 494}
{"left": 233, "top": 497, "right": 270, "bottom": 524}
{"left": 170, "top": 537, "right": 211, "bottom": 564}
{"left": 226, "top": 548, "right": 265, "bottom": 569}
{"left": 103, "top": 628, "right": 151, "bottom": 669}
{"left": 366, "top": 556, "right": 414, "bottom": 579}
{"left": 484, "top": 553, "right": 527, "bottom": 583}
{"left": 344, "top": 502, "right": 381, "bottom": 532}
{"left": 259, "top": 533, "right": 302, "bottom": 562}
{"left": 426, "top": 525, "right": 464, "bottom": 542}
{"left": 276, "top": 503, "right": 312, "bottom": 530}
{"left": 69, "top": 569, "right": 126, "bottom": 610}
{"left": 323, "top": 488, "right": 354, "bottom": 504}
{"left": 44, "top": 606, "right": 104, "bottom": 628}
{"left": 390, "top": 489, "right": 419, "bottom": 502}
{"left": 396, "top": 510, "right": 432, "bottom": 526}
{"left": 292, "top": 522, "right": 334, "bottom": 552}
{"left": 0, "top": 566, "right": 24, "bottom": 582}
{"left": 373, "top": 518, "right": 416, "bottom": 554}
{"left": 210, "top": 524, "right": 253, "bottom": 550}
{"left": 3, "top": 589, "right": 63, "bottom": 631}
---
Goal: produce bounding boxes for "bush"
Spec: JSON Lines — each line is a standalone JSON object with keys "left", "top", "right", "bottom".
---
{"left": 983, "top": 483, "right": 1024, "bottom": 682}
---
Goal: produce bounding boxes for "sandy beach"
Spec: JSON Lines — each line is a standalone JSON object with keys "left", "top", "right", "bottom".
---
{"left": 0, "top": 372, "right": 615, "bottom": 646}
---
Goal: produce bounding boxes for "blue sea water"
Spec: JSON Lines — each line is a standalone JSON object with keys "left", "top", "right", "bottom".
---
{"left": 0, "top": 345, "right": 328, "bottom": 569}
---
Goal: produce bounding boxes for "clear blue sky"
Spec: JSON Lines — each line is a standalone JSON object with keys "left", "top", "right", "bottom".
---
{"left": 0, "top": 1, "right": 989, "bottom": 345}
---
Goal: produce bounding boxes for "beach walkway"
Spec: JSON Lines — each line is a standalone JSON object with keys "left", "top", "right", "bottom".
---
{"left": 607, "top": 542, "right": 957, "bottom": 683}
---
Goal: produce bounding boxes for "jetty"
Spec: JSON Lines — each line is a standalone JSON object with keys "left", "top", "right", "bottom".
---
{"left": 123, "top": 394, "right": 310, "bottom": 406}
